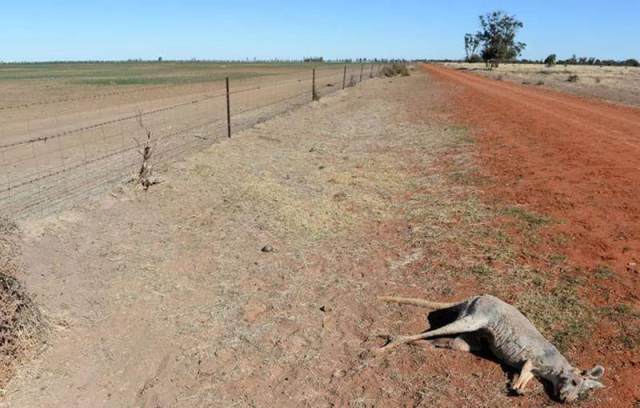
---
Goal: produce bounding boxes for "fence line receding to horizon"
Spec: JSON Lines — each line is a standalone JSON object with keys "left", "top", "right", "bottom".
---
{"left": 0, "top": 64, "right": 387, "bottom": 218}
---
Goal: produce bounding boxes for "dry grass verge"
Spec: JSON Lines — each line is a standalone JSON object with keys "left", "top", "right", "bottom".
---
{"left": 0, "top": 217, "right": 47, "bottom": 388}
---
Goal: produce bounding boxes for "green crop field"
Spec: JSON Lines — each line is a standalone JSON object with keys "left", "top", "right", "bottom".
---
{"left": 0, "top": 61, "right": 339, "bottom": 84}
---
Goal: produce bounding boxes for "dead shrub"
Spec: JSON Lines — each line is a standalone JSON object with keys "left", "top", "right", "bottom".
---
{"left": 382, "top": 63, "right": 410, "bottom": 78}
{"left": 134, "top": 112, "right": 159, "bottom": 190}
{"left": 0, "top": 217, "right": 47, "bottom": 386}
{"left": 567, "top": 74, "right": 579, "bottom": 83}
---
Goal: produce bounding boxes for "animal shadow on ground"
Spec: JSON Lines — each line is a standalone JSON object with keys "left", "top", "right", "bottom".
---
{"left": 425, "top": 307, "right": 559, "bottom": 402}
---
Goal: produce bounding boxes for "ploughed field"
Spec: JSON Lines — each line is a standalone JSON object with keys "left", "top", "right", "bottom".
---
{"left": 0, "top": 62, "right": 363, "bottom": 217}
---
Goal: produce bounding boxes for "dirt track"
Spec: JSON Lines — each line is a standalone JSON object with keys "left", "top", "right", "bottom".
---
{"left": 424, "top": 63, "right": 640, "bottom": 405}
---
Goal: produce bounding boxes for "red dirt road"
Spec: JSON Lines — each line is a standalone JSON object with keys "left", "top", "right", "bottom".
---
{"left": 423, "top": 63, "right": 640, "bottom": 404}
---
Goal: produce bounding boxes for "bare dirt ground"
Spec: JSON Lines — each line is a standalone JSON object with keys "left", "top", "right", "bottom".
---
{"left": 0, "top": 67, "right": 636, "bottom": 407}
{"left": 424, "top": 63, "right": 640, "bottom": 406}
{"left": 444, "top": 62, "right": 640, "bottom": 107}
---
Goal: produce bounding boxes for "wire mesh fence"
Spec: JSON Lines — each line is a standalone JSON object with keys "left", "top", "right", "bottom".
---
{"left": 0, "top": 64, "right": 386, "bottom": 218}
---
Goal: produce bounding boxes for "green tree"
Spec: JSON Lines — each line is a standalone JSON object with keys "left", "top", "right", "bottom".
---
{"left": 465, "top": 11, "right": 526, "bottom": 66}
{"left": 544, "top": 54, "right": 557, "bottom": 67}
{"left": 464, "top": 33, "right": 481, "bottom": 62}
{"left": 625, "top": 58, "right": 640, "bottom": 67}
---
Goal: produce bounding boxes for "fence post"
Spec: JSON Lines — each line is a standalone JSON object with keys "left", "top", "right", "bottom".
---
{"left": 369, "top": 64, "right": 374, "bottom": 78}
{"left": 226, "top": 77, "right": 231, "bottom": 138}
{"left": 312, "top": 69, "right": 319, "bottom": 101}
{"left": 360, "top": 64, "right": 364, "bottom": 82}
{"left": 342, "top": 65, "right": 347, "bottom": 89}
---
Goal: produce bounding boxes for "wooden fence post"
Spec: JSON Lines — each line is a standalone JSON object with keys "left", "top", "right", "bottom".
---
{"left": 370, "top": 64, "right": 374, "bottom": 78}
{"left": 226, "top": 77, "right": 231, "bottom": 138}
{"left": 360, "top": 64, "right": 364, "bottom": 82}
{"left": 342, "top": 65, "right": 347, "bottom": 89}
{"left": 312, "top": 69, "right": 319, "bottom": 101}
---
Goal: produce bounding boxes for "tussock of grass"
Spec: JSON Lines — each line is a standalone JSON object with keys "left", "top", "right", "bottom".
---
{"left": 511, "top": 271, "right": 592, "bottom": 352}
{"left": 447, "top": 167, "right": 484, "bottom": 186}
{"left": 503, "top": 206, "right": 551, "bottom": 227}
{"left": 382, "top": 64, "right": 410, "bottom": 78}
{"left": 548, "top": 253, "right": 567, "bottom": 265}
{"left": 469, "top": 263, "right": 494, "bottom": 277}
{"left": 593, "top": 264, "right": 613, "bottom": 279}
{"left": 598, "top": 303, "right": 640, "bottom": 349}
{"left": 567, "top": 74, "right": 580, "bottom": 83}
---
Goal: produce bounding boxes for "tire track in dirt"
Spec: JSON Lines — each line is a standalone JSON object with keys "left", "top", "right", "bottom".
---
{"left": 422, "top": 63, "right": 640, "bottom": 405}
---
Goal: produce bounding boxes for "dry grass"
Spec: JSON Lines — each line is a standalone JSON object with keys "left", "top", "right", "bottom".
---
{"left": 444, "top": 62, "right": 640, "bottom": 106}
{"left": 0, "top": 218, "right": 47, "bottom": 387}
{"left": 382, "top": 64, "right": 410, "bottom": 77}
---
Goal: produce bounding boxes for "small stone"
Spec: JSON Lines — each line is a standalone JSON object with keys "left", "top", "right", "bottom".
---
{"left": 261, "top": 245, "right": 274, "bottom": 253}
{"left": 332, "top": 369, "right": 346, "bottom": 378}
{"left": 332, "top": 192, "right": 347, "bottom": 202}
{"left": 320, "top": 305, "right": 326, "bottom": 312}
{"left": 627, "top": 262, "right": 637, "bottom": 273}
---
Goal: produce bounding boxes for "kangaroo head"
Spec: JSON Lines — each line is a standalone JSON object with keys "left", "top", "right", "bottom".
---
{"left": 557, "top": 365, "right": 605, "bottom": 403}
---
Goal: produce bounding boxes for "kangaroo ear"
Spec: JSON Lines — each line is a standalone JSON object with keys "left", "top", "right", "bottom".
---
{"left": 584, "top": 365, "right": 605, "bottom": 379}
{"left": 583, "top": 379, "right": 604, "bottom": 390}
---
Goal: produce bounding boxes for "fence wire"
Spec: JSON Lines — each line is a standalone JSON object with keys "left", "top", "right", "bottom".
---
{"left": 0, "top": 64, "right": 386, "bottom": 218}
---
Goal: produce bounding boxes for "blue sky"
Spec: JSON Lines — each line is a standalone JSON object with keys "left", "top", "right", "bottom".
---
{"left": 1, "top": 0, "right": 638, "bottom": 62}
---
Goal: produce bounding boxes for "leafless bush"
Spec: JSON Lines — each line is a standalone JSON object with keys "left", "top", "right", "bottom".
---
{"left": 567, "top": 74, "right": 579, "bottom": 83}
{"left": 134, "top": 111, "right": 159, "bottom": 190}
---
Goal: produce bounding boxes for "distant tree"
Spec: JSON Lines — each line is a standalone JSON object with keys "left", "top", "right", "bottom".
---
{"left": 625, "top": 58, "right": 640, "bottom": 67}
{"left": 465, "top": 11, "right": 526, "bottom": 67}
{"left": 464, "top": 33, "right": 481, "bottom": 62}
{"left": 544, "top": 54, "right": 557, "bottom": 67}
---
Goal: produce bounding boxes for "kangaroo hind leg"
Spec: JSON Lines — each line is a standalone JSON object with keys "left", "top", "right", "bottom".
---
{"left": 431, "top": 334, "right": 480, "bottom": 353}
{"left": 376, "top": 315, "right": 486, "bottom": 353}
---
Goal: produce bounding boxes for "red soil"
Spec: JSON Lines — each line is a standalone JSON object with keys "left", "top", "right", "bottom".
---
{"left": 422, "top": 63, "right": 640, "bottom": 405}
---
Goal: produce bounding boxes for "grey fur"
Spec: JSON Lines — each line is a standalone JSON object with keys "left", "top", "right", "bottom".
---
{"left": 378, "top": 294, "right": 604, "bottom": 403}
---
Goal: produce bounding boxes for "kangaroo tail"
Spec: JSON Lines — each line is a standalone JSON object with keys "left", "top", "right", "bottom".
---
{"left": 378, "top": 296, "right": 458, "bottom": 309}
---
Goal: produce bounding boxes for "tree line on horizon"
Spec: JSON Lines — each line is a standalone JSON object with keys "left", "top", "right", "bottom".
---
{"left": 0, "top": 57, "right": 411, "bottom": 65}
{"left": 461, "top": 11, "right": 639, "bottom": 68}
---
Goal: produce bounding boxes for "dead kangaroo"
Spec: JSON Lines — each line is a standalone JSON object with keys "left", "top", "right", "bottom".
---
{"left": 377, "top": 294, "right": 604, "bottom": 403}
